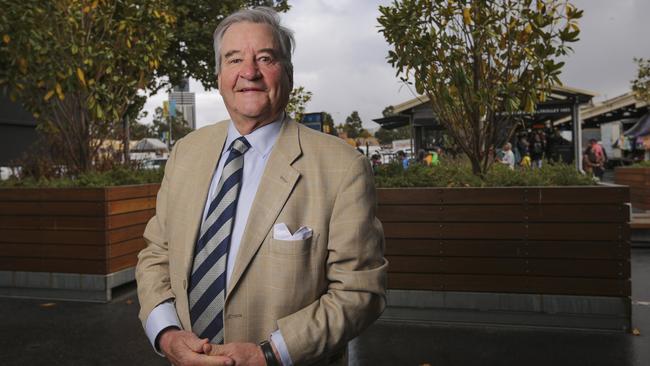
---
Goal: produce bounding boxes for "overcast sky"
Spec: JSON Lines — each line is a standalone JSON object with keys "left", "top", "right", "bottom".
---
{"left": 141, "top": 0, "right": 650, "bottom": 130}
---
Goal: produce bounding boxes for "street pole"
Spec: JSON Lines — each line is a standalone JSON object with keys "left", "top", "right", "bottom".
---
{"left": 572, "top": 99, "right": 583, "bottom": 172}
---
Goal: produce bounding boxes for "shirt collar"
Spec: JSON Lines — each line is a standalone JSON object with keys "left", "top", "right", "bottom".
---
{"left": 225, "top": 113, "right": 284, "bottom": 158}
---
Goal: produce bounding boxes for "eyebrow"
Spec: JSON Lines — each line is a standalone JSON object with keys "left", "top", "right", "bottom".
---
{"left": 223, "top": 48, "right": 279, "bottom": 60}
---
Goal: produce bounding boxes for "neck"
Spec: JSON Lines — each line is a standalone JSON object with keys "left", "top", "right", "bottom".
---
{"left": 232, "top": 112, "right": 283, "bottom": 135}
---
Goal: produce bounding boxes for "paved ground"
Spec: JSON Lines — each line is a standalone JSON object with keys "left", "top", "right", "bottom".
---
{"left": 1, "top": 249, "right": 648, "bottom": 366}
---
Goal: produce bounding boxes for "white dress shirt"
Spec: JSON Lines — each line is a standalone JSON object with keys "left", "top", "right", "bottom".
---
{"left": 145, "top": 115, "right": 293, "bottom": 365}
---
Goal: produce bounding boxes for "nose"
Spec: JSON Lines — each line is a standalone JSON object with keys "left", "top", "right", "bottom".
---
{"left": 239, "top": 58, "right": 261, "bottom": 80}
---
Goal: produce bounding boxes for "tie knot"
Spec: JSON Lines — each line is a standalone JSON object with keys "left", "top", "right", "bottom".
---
{"left": 230, "top": 136, "right": 250, "bottom": 155}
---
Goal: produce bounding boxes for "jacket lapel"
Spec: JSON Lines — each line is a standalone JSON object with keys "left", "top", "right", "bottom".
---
{"left": 227, "top": 118, "right": 302, "bottom": 297}
{"left": 180, "top": 122, "right": 229, "bottom": 280}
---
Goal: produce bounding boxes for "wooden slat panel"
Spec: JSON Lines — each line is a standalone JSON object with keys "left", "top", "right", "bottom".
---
{"left": 378, "top": 188, "right": 526, "bottom": 205}
{"left": 107, "top": 223, "right": 147, "bottom": 244}
{"left": 0, "top": 243, "right": 105, "bottom": 260}
{"left": 0, "top": 229, "right": 105, "bottom": 245}
{"left": 378, "top": 204, "right": 628, "bottom": 223}
{"left": 387, "top": 273, "right": 631, "bottom": 296}
{"left": 107, "top": 209, "right": 155, "bottom": 229}
{"left": 377, "top": 186, "right": 630, "bottom": 205}
{"left": 0, "top": 188, "right": 104, "bottom": 202}
{"left": 386, "top": 256, "right": 629, "bottom": 279}
{"left": 385, "top": 239, "right": 630, "bottom": 260}
{"left": 0, "top": 201, "right": 105, "bottom": 216}
{"left": 0, "top": 215, "right": 105, "bottom": 230}
{"left": 106, "top": 184, "right": 160, "bottom": 201}
{"left": 107, "top": 197, "right": 156, "bottom": 215}
{"left": 0, "top": 257, "right": 105, "bottom": 274}
{"left": 383, "top": 222, "right": 626, "bottom": 241}
{"left": 108, "top": 253, "right": 139, "bottom": 273}
{"left": 108, "top": 238, "right": 146, "bottom": 258}
{"left": 524, "top": 187, "right": 629, "bottom": 204}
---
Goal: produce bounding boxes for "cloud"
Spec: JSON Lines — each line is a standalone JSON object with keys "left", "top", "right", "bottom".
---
{"left": 141, "top": 0, "right": 650, "bottom": 130}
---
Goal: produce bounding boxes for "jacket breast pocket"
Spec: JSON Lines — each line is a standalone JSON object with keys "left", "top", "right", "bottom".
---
{"left": 269, "top": 234, "right": 317, "bottom": 256}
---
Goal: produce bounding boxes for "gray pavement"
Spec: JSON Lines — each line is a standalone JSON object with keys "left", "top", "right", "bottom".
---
{"left": 1, "top": 249, "right": 648, "bottom": 366}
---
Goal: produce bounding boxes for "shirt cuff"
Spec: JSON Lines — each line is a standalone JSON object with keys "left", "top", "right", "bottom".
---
{"left": 145, "top": 300, "right": 182, "bottom": 356}
{"left": 270, "top": 330, "right": 293, "bottom": 366}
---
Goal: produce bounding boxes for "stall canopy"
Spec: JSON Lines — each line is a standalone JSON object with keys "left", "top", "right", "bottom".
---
{"left": 623, "top": 113, "right": 650, "bottom": 138}
{"left": 132, "top": 138, "right": 168, "bottom": 152}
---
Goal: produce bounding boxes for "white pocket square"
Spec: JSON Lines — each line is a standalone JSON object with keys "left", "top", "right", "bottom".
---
{"left": 273, "top": 223, "right": 313, "bottom": 240}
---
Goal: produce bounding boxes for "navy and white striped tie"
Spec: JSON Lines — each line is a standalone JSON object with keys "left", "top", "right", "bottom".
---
{"left": 189, "top": 136, "right": 250, "bottom": 343}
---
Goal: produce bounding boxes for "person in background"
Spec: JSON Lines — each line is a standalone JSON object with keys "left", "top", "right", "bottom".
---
{"left": 396, "top": 150, "right": 409, "bottom": 170}
{"left": 530, "top": 133, "right": 545, "bottom": 169}
{"left": 500, "top": 142, "right": 515, "bottom": 170}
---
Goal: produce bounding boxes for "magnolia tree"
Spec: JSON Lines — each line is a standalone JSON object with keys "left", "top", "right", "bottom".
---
{"left": 0, "top": 0, "right": 175, "bottom": 174}
{"left": 632, "top": 58, "right": 650, "bottom": 104}
{"left": 285, "top": 86, "right": 313, "bottom": 122}
{"left": 378, "top": 0, "right": 582, "bottom": 175}
{"left": 0, "top": 0, "right": 289, "bottom": 175}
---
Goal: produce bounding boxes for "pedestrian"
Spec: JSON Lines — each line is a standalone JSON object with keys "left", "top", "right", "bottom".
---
{"left": 396, "top": 150, "right": 409, "bottom": 170}
{"left": 136, "top": 7, "right": 387, "bottom": 366}
{"left": 500, "top": 142, "right": 515, "bottom": 170}
{"left": 530, "top": 133, "right": 544, "bottom": 169}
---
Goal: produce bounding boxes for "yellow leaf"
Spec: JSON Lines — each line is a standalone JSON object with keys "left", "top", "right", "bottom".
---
{"left": 2, "top": 34, "right": 9, "bottom": 44}
{"left": 18, "top": 58, "right": 27, "bottom": 74}
{"left": 91, "top": 0, "right": 98, "bottom": 9}
{"left": 126, "top": 39, "right": 131, "bottom": 48}
{"left": 44, "top": 90, "right": 55, "bottom": 101}
{"left": 82, "top": 6, "right": 90, "bottom": 13}
{"left": 525, "top": 23, "right": 533, "bottom": 34}
{"left": 55, "top": 83, "right": 64, "bottom": 100}
{"left": 37, "top": 80, "right": 45, "bottom": 88}
{"left": 463, "top": 7, "right": 472, "bottom": 25}
{"left": 569, "top": 22, "right": 580, "bottom": 32}
{"left": 77, "top": 67, "right": 86, "bottom": 86}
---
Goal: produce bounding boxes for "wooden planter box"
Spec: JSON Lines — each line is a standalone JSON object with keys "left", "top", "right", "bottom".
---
{"left": 377, "top": 185, "right": 632, "bottom": 331}
{"left": 0, "top": 184, "right": 159, "bottom": 301}
{"left": 615, "top": 167, "right": 650, "bottom": 210}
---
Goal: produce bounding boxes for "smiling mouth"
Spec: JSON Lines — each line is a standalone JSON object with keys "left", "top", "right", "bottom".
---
{"left": 238, "top": 88, "right": 265, "bottom": 92}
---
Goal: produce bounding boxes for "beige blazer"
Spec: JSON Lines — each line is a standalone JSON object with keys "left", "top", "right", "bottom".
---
{"left": 136, "top": 118, "right": 387, "bottom": 365}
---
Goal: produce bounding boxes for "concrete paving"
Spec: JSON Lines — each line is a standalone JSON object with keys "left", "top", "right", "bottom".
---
{"left": 1, "top": 249, "right": 648, "bottom": 366}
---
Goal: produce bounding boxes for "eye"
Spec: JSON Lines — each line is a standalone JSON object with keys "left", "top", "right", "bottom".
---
{"left": 257, "top": 55, "right": 273, "bottom": 64}
{"left": 228, "top": 58, "right": 243, "bottom": 64}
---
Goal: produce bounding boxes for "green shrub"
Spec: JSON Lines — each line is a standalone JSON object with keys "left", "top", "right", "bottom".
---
{"left": 0, "top": 166, "right": 164, "bottom": 188}
{"left": 375, "top": 159, "right": 595, "bottom": 188}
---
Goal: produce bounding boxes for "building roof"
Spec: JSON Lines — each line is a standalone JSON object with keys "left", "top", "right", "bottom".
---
{"left": 554, "top": 91, "right": 648, "bottom": 127}
{"left": 375, "top": 85, "right": 597, "bottom": 129}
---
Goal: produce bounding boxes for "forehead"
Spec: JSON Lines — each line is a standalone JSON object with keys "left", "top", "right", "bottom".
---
{"left": 220, "top": 21, "right": 278, "bottom": 55}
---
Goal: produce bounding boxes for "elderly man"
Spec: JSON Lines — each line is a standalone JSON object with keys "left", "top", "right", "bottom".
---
{"left": 136, "top": 7, "right": 387, "bottom": 366}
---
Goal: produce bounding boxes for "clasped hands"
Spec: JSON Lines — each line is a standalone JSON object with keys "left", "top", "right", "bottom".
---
{"left": 159, "top": 329, "right": 271, "bottom": 366}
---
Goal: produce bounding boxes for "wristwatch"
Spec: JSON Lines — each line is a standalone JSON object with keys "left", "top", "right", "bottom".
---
{"left": 259, "top": 340, "right": 280, "bottom": 366}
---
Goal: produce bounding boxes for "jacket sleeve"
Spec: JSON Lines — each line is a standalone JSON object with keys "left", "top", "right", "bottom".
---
{"left": 276, "top": 153, "right": 388, "bottom": 365}
{"left": 135, "top": 140, "right": 181, "bottom": 327}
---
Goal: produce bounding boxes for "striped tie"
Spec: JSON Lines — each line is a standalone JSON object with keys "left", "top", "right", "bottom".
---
{"left": 189, "top": 136, "right": 250, "bottom": 343}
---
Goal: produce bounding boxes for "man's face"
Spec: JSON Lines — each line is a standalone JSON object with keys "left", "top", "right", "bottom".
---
{"left": 217, "top": 21, "right": 291, "bottom": 133}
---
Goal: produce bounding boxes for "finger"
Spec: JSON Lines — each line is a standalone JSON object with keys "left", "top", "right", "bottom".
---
{"left": 203, "top": 344, "right": 225, "bottom": 356}
{"left": 184, "top": 334, "right": 209, "bottom": 353}
{"left": 195, "top": 353, "right": 234, "bottom": 366}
